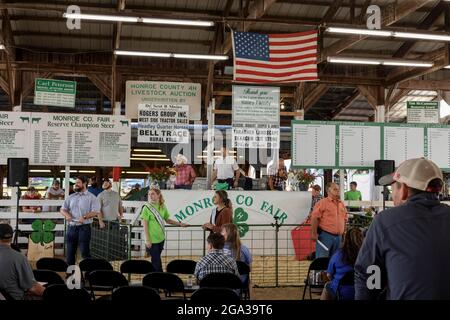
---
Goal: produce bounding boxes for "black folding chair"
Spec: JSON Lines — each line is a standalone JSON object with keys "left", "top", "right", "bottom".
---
{"left": 302, "top": 257, "right": 330, "bottom": 300}
{"left": 87, "top": 270, "right": 128, "bottom": 299}
{"left": 120, "top": 259, "right": 154, "bottom": 285}
{"left": 166, "top": 259, "right": 197, "bottom": 275}
{"left": 79, "top": 258, "right": 113, "bottom": 284}
{"left": 199, "top": 273, "right": 243, "bottom": 290}
{"left": 112, "top": 286, "right": 161, "bottom": 302}
{"left": 336, "top": 271, "right": 355, "bottom": 300}
{"left": 43, "top": 284, "right": 92, "bottom": 302}
{"left": 33, "top": 269, "right": 65, "bottom": 286}
{"left": 236, "top": 261, "right": 251, "bottom": 300}
{"left": 191, "top": 287, "right": 240, "bottom": 304}
{"left": 36, "top": 258, "right": 69, "bottom": 273}
{"left": 143, "top": 272, "right": 186, "bottom": 299}
{"left": 120, "top": 259, "right": 155, "bottom": 275}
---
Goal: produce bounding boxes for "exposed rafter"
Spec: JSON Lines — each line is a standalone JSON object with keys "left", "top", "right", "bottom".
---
{"left": 321, "top": 0, "right": 434, "bottom": 62}
{"left": 393, "top": 1, "right": 445, "bottom": 58}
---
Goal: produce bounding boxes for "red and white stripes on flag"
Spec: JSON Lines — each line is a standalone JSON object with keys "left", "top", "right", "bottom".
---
{"left": 232, "top": 30, "right": 319, "bottom": 83}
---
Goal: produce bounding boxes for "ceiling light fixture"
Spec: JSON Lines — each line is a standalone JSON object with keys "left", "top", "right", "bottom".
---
{"left": 115, "top": 50, "right": 228, "bottom": 61}
{"left": 326, "top": 27, "right": 450, "bottom": 42}
{"left": 327, "top": 56, "right": 433, "bottom": 67}
{"left": 62, "top": 13, "right": 214, "bottom": 27}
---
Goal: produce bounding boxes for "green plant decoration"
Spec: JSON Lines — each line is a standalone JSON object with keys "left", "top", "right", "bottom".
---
{"left": 233, "top": 208, "right": 249, "bottom": 238}
{"left": 30, "top": 220, "right": 56, "bottom": 245}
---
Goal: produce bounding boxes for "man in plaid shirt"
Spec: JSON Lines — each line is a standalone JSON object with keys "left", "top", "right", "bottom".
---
{"left": 194, "top": 233, "right": 239, "bottom": 281}
{"left": 268, "top": 158, "right": 287, "bottom": 191}
{"left": 174, "top": 154, "right": 196, "bottom": 189}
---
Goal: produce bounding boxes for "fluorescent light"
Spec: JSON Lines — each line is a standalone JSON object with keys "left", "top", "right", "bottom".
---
{"left": 141, "top": 17, "right": 214, "bottom": 27}
{"left": 130, "top": 157, "right": 171, "bottom": 161}
{"left": 328, "top": 56, "right": 433, "bottom": 67}
{"left": 383, "top": 60, "right": 433, "bottom": 67}
{"left": 60, "top": 170, "right": 78, "bottom": 173}
{"left": 30, "top": 170, "right": 51, "bottom": 173}
{"left": 115, "top": 50, "right": 171, "bottom": 58}
{"left": 114, "top": 50, "right": 228, "bottom": 61}
{"left": 79, "top": 170, "right": 96, "bottom": 173}
{"left": 62, "top": 13, "right": 213, "bottom": 27}
{"left": 326, "top": 27, "right": 393, "bottom": 37}
{"left": 172, "top": 53, "right": 228, "bottom": 60}
{"left": 133, "top": 149, "right": 162, "bottom": 152}
{"left": 394, "top": 31, "right": 450, "bottom": 42}
{"left": 444, "top": 65, "right": 450, "bottom": 69}
{"left": 63, "top": 13, "right": 139, "bottom": 23}
{"left": 0, "top": 44, "right": 5, "bottom": 50}
{"left": 131, "top": 154, "right": 167, "bottom": 158}
{"left": 327, "top": 57, "right": 381, "bottom": 65}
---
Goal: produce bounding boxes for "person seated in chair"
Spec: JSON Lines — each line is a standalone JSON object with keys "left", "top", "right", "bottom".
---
{"left": 321, "top": 228, "right": 363, "bottom": 300}
{"left": 194, "top": 233, "right": 239, "bottom": 282}
{"left": 0, "top": 224, "right": 45, "bottom": 300}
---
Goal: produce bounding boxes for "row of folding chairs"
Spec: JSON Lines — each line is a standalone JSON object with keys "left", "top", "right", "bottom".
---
{"left": 33, "top": 257, "right": 251, "bottom": 300}
{"left": 41, "top": 284, "right": 241, "bottom": 303}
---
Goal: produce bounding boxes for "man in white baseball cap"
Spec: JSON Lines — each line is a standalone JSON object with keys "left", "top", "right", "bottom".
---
{"left": 355, "top": 158, "right": 450, "bottom": 300}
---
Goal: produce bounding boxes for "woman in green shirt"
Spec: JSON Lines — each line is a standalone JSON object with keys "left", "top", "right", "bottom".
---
{"left": 140, "top": 187, "right": 188, "bottom": 272}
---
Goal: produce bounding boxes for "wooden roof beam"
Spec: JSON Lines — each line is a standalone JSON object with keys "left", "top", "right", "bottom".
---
{"left": 393, "top": 1, "right": 445, "bottom": 58}
{"left": 321, "top": 0, "right": 434, "bottom": 63}
{"left": 304, "top": 84, "right": 328, "bottom": 111}
{"left": 331, "top": 89, "right": 361, "bottom": 119}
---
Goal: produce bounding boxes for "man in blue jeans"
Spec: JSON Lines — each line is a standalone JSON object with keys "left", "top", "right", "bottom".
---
{"left": 311, "top": 182, "right": 348, "bottom": 258}
{"left": 60, "top": 176, "right": 101, "bottom": 266}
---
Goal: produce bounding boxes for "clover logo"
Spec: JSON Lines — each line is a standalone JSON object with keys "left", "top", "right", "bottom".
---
{"left": 30, "top": 220, "right": 56, "bottom": 245}
{"left": 233, "top": 208, "right": 249, "bottom": 238}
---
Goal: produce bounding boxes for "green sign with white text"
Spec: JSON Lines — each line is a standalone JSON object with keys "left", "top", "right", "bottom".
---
{"left": 407, "top": 101, "right": 439, "bottom": 124}
{"left": 34, "top": 79, "right": 77, "bottom": 108}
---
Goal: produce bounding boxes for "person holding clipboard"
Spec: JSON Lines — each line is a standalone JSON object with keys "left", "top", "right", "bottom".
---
{"left": 311, "top": 182, "right": 348, "bottom": 258}
{"left": 140, "top": 185, "right": 188, "bottom": 272}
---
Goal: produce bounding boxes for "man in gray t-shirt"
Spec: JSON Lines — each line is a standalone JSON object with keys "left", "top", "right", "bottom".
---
{"left": 98, "top": 178, "right": 123, "bottom": 228}
{"left": 0, "top": 224, "right": 44, "bottom": 300}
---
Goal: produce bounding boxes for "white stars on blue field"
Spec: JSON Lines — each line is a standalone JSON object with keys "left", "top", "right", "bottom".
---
{"left": 234, "top": 31, "right": 270, "bottom": 61}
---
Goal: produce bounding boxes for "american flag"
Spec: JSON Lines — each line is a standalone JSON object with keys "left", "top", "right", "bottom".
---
{"left": 232, "top": 30, "right": 319, "bottom": 83}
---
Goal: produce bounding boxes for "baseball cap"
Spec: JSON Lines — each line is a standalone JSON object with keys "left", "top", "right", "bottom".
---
{"left": 379, "top": 158, "right": 443, "bottom": 192}
{"left": 0, "top": 224, "right": 14, "bottom": 240}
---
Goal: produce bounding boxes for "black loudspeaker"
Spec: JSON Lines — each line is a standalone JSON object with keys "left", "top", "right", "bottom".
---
{"left": 7, "top": 158, "right": 29, "bottom": 187}
{"left": 374, "top": 160, "right": 395, "bottom": 186}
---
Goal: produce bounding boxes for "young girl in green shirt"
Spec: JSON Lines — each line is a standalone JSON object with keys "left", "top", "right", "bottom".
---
{"left": 140, "top": 187, "right": 188, "bottom": 272}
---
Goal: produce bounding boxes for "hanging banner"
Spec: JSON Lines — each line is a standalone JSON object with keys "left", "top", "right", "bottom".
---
{"left": 232, "top": 85, "right": 280, "bottom": 149}
{"left": 0, "top": 112, "right": 31, "bottom": 164}
{"left": 30, "top": 113, "right": 131, "bottom": 166}
{"left": 407, "top": 101, "right": 440, "bottom": 124}
{"left": 125, "top": 81, "right": 201, "bottom": 121}
{"left": 163, "top": 190, "right": 311, "bottom": 235}
{"left": 137, "top": 104, "right": 190, "bottom": 144}
{"left": 158, "top": 190, "right": 311, "bottom": 256}
{"left": 34, "top": 79, "right": 77, "bottom": 108}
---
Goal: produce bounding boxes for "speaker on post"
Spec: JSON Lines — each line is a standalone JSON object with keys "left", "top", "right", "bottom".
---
{"left": 7, "top": 158, "right": 29, "bottom": 187}
{"left": 374, "top": 160, "right": 395, "bottom": 186}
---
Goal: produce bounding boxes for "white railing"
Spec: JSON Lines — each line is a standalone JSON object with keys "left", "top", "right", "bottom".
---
{"left": 2, "top": 198, "right": 449, "bottom": 258}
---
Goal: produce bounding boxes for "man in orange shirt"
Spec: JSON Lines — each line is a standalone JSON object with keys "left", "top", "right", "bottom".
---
{"left": 311, "top": 182, "right": 348, "bottom": 258}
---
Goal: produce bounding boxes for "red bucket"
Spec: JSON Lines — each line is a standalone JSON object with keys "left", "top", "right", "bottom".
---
{"left": 291, "top": 225, "right": 315, "bottom": 261}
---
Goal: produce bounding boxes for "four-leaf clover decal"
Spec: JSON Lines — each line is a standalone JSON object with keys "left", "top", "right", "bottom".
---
{"left": 30, "top": 220, "right": 56, "bottom": 245}
{"left": 233, "top": 208, "right": 249, "bottom": 238}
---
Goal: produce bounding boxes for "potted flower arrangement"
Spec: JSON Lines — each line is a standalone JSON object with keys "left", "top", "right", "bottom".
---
{"left": 148, "top": 167, "right": 177, "bottom": 189}
{"left": 288, "top": 169, "right": 316, "bottom": 191}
